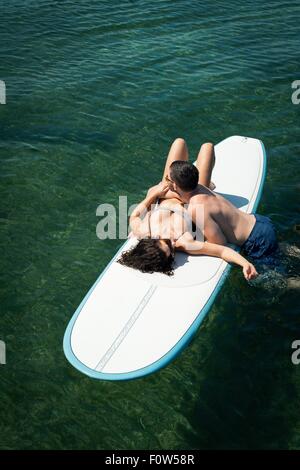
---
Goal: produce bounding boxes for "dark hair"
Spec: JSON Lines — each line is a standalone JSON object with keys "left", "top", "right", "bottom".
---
{"left": 170, "top": 161, "right": 199, "bottom": 191}
{"left": 118, "top": 239, "right": 174, "bottom": 276}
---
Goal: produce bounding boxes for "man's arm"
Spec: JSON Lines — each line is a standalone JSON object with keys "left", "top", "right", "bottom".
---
{"left": 175, "top": 232, "right": 258, "bottom": 280}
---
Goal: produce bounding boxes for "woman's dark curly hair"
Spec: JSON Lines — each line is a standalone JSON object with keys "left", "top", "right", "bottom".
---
{"left": 118, "top": 239, "right": 175, "bottom": 276}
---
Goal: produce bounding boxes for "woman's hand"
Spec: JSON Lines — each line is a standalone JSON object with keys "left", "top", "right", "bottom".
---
{"left": 147, "top": 181, "right": 170, "bottom": 199}
{"left": 242, "top": 262, "right": 258, "bottom": 281}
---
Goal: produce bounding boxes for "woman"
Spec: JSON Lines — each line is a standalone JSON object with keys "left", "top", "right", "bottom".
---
{"left": 118, "top": 139, "right": 258, "bottom": 281}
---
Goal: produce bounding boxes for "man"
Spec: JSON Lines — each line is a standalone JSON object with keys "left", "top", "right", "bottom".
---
{"left": 160, "top": 138, "right": 278, "bottom": 263}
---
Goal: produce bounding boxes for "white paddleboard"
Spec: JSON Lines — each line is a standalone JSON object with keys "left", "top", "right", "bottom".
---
{"left": 63, "top": 136, "right": 266, "bottom": 380}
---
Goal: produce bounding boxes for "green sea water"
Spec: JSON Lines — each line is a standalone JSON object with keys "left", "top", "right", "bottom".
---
{"left": 1, "top": 0, "right": 300, "bottom": 450}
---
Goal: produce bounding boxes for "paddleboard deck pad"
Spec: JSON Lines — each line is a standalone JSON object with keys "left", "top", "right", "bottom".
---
{"left": 63, "top": 136, "right": 266, "bottom": 380}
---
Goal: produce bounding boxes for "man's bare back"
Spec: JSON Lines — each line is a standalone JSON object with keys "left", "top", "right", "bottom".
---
{"left": 187, "top": 185, "right": 256, "bottom": 246}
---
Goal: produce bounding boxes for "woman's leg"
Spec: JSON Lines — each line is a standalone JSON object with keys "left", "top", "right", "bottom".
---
{"left": 162, "top": 138, "right": 189, "bottom": 180}
{"left": 196, "top": 142, "right": 215, "bottom": 188}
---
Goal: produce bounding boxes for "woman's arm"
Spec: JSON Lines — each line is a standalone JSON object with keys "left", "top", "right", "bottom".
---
{"left": 129, "top": 193, "right": 156, "bottom": 237}
{"left": 129, "top": 182, "right": 169, "bottom": 237}
{"left": 175, "top": 233, "right": 258, "bottom": 280}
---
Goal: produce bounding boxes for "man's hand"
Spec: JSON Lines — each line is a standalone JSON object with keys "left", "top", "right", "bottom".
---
{"left": 243, "top": 262, "right": 258, "bottom": 281}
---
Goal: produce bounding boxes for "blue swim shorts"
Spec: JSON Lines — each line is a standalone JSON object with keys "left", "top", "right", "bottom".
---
{"left": 242, "top": 214, "right": 279, "bottom": 264}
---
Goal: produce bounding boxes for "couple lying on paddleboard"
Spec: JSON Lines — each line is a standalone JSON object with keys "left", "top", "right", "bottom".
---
{"left": 118, "top": 138, "right": 278, "bottom": 280}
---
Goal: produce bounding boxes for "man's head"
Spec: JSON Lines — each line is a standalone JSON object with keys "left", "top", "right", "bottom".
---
{"left": 169, "top": 161, "right": 199, "bottom": 192}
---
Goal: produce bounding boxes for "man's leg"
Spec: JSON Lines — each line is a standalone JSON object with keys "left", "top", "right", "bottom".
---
{"left": 162, "top": 138, "right": 189, "bottom": 180}
{"left": 196, "top": 142, "right": 215, "bottom": 189}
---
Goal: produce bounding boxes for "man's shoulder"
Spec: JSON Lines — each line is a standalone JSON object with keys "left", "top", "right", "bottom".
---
{"left": 188, "top": 192, "right": 209, "bottom": 206}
